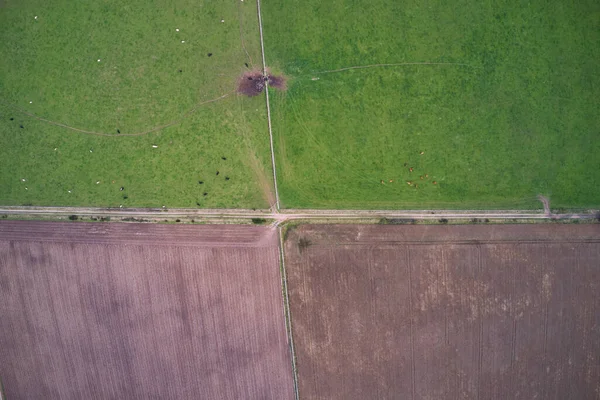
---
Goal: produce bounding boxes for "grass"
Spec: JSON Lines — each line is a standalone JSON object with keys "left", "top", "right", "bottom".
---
{"left": 0, "top": 0, "right": 273, "bottom": 208}
{"left": 262, "top": 0, "right": 600, "bottom": 209}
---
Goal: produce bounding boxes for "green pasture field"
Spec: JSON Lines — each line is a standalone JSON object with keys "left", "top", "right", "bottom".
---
{"left": 263, "top": 0, "right": 600, "bottom": 209}
{"left": 0, "top": 0, "right": 273, "bottom": 208}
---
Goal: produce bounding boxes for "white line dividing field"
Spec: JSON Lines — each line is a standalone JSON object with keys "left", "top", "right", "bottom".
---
{"left": 256, "top": 0, "right": 280, "bottom": 211}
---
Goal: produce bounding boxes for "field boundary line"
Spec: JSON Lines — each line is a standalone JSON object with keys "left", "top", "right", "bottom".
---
{"left": 278, "top": 227, "right": 300, "bottom": 400}
{"left": 256, "top": 0, "right": 281, "bottom": 211}
{"left": 407, "top": 247, "right": 416, "bottom": 400}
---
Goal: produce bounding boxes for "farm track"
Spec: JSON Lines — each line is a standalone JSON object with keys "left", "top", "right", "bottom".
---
{"left": 0, "top": 205, "right": 596, "bottom": 224}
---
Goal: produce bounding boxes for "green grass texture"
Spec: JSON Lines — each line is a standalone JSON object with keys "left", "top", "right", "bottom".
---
{"left": 0, "top": 0, "right": 273, "bottom": 208}
{"left": 263, "top": 0, "right": 600, "bottom": 209}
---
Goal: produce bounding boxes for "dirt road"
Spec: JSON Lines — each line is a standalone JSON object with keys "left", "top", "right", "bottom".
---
{"left": 0, "top": 205, "right": 596, "bottom": 224}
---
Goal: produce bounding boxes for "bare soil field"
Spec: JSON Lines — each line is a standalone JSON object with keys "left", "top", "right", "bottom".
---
{"left": 285, "top": 224, "right": 600, "bottom": 400}
{"left": 0, "top": 221, "right": 293, "bottom": 400}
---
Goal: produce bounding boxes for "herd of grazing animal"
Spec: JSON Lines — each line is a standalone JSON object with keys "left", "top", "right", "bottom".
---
{"left": 7, "top": 108, "right": 233, "bottom": 206}
{"left": 195, "top": 156, "right": 232, "bottom": 204}
{"left": 3, "top": 49, "right": 249, "bottom": 207}
{"left": 381, "top": 151, "right": 438, "bottom": 189}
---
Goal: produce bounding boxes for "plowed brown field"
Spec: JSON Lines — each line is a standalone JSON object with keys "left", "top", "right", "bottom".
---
{"left": 285, "top": 224, "right": 600, "bottom": 400}
{"left": 0, "top": 221, "right": 293, "bottom": 400}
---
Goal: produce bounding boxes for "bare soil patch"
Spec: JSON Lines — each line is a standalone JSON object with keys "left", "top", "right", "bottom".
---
{"left": 238, "top": 69, "right": 287, "bottom": 97}
{"left": 0, "top": 221, "right": 293, "bottom": 400}
{"left": 284, "top": 224, "right": 600, "bottom": 400}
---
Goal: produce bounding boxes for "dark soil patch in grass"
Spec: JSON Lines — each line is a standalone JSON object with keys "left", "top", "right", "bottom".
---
{"left": 267, "top": 74, "right": 287, "bottom": 90}
{"left": 237, "top": 70, "right": 287, "bottom": 97}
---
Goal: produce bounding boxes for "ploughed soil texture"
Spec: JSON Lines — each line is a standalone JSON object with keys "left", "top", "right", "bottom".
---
{"left": 0, "top": 221, "right": 294, "bottom": 400}
{"left": 285, "top": 224, "right": 600, "bottom": 400}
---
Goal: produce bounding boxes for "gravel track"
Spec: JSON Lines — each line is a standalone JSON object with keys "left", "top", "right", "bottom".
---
{"left": 0, "top": 206, "right": 596, "bottom": 224}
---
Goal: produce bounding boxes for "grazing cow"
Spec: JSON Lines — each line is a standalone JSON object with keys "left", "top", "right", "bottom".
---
{"left": 409, "top": 167, "right": 414, "bottom": 172}
{"left": 225, "top": 177, "right": 230, "bottom": 181}
{"left": 425, "top": 174, "right": 429, "bottom": 178}
{"left": 208, "top": 53, "right": 213, "bottom": 57}
{"left": 10, "top": 117, "right": 14, "bottom": 121}
{"left": 203, "top": 192, "right": 208, "bottom": 196}
{"left": 120, "top": 187, "right": 124, "bottom": 191}
{"left": 222, "top": 157, "right": 227, "bottom": 160}
{"left": 198, "top": 181, "right": 204, "bottom": 184}
{"left": 117, "top": 129, "right": 120, "bottom": 133}
{"left": 433, "top": 181, "right": 437, "bottom": 184}
{"left": 216, "top": 171, "right": 219, "bottom": 175}
{"left": 420, "top": 176, "right": 424, "bottom": 180}
{"left": 20, "top": 125, "right": 24, "bottom": 129}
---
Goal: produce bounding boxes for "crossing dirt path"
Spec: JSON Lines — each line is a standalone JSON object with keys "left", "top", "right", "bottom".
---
{"left": 0, "top": 204, "right": 596, "bottom": 225}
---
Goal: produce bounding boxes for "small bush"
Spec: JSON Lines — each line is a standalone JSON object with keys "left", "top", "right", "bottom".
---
{"left": 122, "top": 217, "right": 148, "bottom": 222}
{"left": 251, "top": 218, "right": 267, "bottom": 225}
{"left": 439, "top": 218, "right": 449, "bottom": 224}
{"left": 298, "top": 237, "right": 312, "bottom": 252}
{"left": 388, "top": 218, "right": 416, "bottom": 225}
{"left": 68, "top": 215, "right": 78, "bottom": 221}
